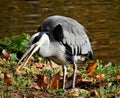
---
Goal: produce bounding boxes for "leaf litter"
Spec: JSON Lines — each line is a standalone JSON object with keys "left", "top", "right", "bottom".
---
{"left": 0, "top": 34, "right": 120, "bottom": 97}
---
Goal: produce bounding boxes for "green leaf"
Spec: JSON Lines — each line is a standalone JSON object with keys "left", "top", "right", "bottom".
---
{"left": 0, "top": 33, "right": 30, "bottom": 53}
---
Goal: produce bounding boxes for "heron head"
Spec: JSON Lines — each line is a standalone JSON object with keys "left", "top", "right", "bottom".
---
{"left": 18, "top": 32, "right": 49, "bottom": 65}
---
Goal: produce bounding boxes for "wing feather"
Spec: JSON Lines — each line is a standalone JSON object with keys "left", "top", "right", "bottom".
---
{"left": 41, "top": 15, "right": 93, "bottom": 59}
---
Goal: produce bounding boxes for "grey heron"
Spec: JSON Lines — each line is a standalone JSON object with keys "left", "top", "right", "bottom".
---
{"left": 18, "top": 15, "right": 93, "bottom": 89}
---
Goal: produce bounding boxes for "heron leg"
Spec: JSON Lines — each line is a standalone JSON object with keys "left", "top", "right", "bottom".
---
{"left": 72, "top": 62, "right": 77, "bottom": 88}
{"left": 62, "top": 65, "right": 66, "bottom": 89}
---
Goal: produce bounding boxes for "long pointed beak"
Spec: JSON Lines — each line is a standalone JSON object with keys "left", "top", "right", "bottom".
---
{"left": 18, "top": 43, "right": 39, "bottom": 68}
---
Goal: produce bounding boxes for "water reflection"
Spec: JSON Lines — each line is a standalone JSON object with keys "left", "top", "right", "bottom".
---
{"left": 0, "top": 0, "right": 120, "bottom": 64}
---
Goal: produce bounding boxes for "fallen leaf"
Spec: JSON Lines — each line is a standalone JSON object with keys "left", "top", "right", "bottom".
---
{"left": 14, "top": 66, "right": 27, "bottom": 75}
{"left": 30, "top": 82, "right": 40, "bottom": 89}
{"left": 10, "top": 92, "right": 24, "bottom": 98}
{"left": 65, "top": 88, "right": 80, "bottom": 97}
{"left": 88, "top": 73, "right": 105, "bottom": 81}
{"left": 90, "top": 90, "right": 100, "bottom": 97}
{"left": 115, "top": 71, "right": 120, "bottom": 80}
{"left": 34, "top": 61, "right": 44, "bottom": 68}
{"left": 0, "top": 61, "right": 3, "bottom": 65}
{"left": 88, "top": 73, "right": 97, "bottom": 78}
{"left": 37, "top": 75, "right": 48, "bottom": 88}
{"left": 76, "top": 74, "right": 82, "bottom": 82}
{"left": 86, "top": 63, "right": 97, "bottom": 73}
{"left": 1, "top": 49, "right": 10, "bottom": 60}
{"left": 76, "top": 77, "right": 95, "bottom": 89}
{"left": 4, "top": 73, "right": 11, "bottom": 85}
{"left": 65, "top": 88, "right": 89, "bottom": 97}
{"left": 50, "top": 71, "right": 62, "bottom": 89}
{"left": 95, "top": 74, "right": 105, "bottom": 81}
{"left": 0, "top": 94, "right": 2, "bottom": 98}
{"left": 0, "top": 70, "right": 2, "bottom": 74}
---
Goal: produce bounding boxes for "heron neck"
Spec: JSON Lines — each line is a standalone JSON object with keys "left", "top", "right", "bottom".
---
{"left": 39, "top": 41, "right": 61, "bottom": 58}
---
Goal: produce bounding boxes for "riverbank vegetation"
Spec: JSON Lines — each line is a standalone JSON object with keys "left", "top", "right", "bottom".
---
{"left": 0, "top": 33, "right": 120, "bottom": 98}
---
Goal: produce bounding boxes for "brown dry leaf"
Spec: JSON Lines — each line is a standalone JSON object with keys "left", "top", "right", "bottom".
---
{"left": 4, "top": 73, "right": 11, "bottom": 85}
{"left": 50, "top": 71, "right": 62, "bottom": 89}
{"left": 86, "top": 63, "right": 97, "bottom": 73}
{"left": 34, "top": 61, "right": 44, "bottom": 68}
{"left": 77, "top": 78, "right": 93, "bottom": 85}
{"left": 0, "top": 70, "right": 2, "bottom": 74}
{"left": 1, "top": 49, "right": 10, "bottom": 60}
{"left": 95, "top": 74, "right": 105, "bottom": 81}
{"left": 0, "top": 61, "right": 3, "bottom": 65}
{"left": 88, "top": 73, "right": 105, "bottom": 81}
{"left": 10, "top": 92, "right": 24, "bottom": 98}
{"left": 65, "top": 88, "right": 89, "bottom": 97}
{"left": 37, "top": 75, "right": 48, "bottom": 88}
{"left": 30, "top": 82, "right": 40, "bottom": 89}
{"left": 76, "top": 74, "right": 82, "bottom": 82}
{"left": 0, "top": 94, "right": 2, "bottom": 98}
{"left": 75, "top": 74, "right": 94, "bottom": 89}
{"left": 115, "top": 71, "right": 120, "bottom": 80}
{"left": 90, "top": 90, "right": 100, "bottom": 97}
{"left": 65, "top": 88, "right": 80, "bottom": 97}
{"left": 88, "top": 73, "right": 97, "bottom": 78}
{"left": 14, "top": 66, "right": 27, "bottom": 75}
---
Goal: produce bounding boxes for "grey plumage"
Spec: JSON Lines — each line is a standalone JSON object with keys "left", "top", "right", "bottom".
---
{"left": 41, "top": 16, "right": 93, "bottom": 60}
{"left": 18, "top": 15, "right": 93, "bottom": 89}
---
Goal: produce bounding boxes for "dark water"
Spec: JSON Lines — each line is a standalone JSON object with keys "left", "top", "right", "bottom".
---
{"left": 0, "top": 0, "right": 120, "bottom": 64}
